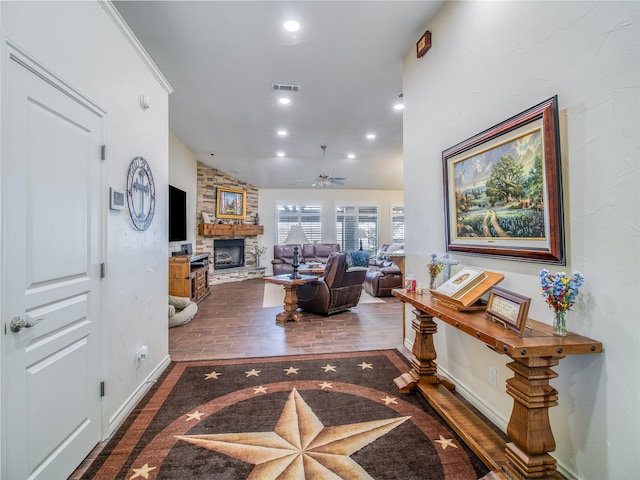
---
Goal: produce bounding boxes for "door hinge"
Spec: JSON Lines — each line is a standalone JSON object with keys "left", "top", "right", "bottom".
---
{"left": 100, "top": 381, "right": 105, "bottom": 397}
{"left": 100, "top": 145, "right": 106, "bottom": 161}
{"left": 100, "top": 263, "right": 105, "bottom": 278}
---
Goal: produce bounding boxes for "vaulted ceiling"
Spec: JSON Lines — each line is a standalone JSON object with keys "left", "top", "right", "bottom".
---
{"left": 114, "top": 1, "right": 443, "bottom": 189}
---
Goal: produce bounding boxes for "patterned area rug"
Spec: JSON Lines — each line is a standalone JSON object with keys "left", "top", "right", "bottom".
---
{"left": 82, "top": 350, "right": 489, "bottom": 479}
{"left": 262, "top": 282, "right": 384, "bottom": 308}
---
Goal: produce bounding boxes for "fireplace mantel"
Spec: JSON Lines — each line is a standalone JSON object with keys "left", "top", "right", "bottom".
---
{"left": 198, "top": 224, "right": 264, "bottom": 236}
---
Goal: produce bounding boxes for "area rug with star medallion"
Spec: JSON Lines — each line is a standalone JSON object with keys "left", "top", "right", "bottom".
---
{"left": 81, "top": 350, "right": 490, "bottom": 479}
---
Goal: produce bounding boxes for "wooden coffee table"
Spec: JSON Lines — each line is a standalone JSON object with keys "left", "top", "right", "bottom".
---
{"left": 298, "top": 263, "right": 326, "bottom": 276}
{"left": 263, "top": 274, "right": 318, "bottom": 323}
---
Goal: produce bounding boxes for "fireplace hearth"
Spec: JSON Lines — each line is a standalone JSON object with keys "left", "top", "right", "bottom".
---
{"left": 213, "top": 239, "right": 245, "bottom": 270}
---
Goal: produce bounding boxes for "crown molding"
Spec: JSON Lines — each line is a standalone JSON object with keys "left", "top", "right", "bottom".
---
{"left": 99, "top": 1, "right": 173, "bottom": 94}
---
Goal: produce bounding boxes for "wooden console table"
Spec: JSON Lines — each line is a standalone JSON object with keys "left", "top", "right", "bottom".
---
{"left": 392, "top": 289, "right": 602, "bottom": 480}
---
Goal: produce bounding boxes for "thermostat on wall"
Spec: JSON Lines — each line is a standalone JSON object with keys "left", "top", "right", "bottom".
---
{"left": 110, "top": 187, "right": 125, "bottom": 210}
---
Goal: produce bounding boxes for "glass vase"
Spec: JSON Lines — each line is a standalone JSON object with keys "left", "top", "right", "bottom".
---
{"left": 429, "top": 276, "right": 437, "bottom": 290}
{"left": 255, "top": 255, "right": 260, "bottom": 267}
{"left": 553, "top": 310, "right": 567, "bottom": 336}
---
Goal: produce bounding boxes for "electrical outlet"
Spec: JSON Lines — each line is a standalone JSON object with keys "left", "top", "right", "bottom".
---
{"left": 489, "top": 367, "right": 497, "bottom": 388}
{"left": 135, "top": 345, "right": 149, "bottom": 368}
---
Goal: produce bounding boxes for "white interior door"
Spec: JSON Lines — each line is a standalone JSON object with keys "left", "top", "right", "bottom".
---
{"left": 2, "top": 49, "right": 103, "bottom": 479}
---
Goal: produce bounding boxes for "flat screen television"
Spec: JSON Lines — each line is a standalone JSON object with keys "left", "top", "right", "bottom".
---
{"left": 169, "top": 185, "right": 187, "bottom": 242}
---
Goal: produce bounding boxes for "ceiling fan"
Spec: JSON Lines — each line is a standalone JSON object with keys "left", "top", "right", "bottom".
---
{"left": 300, "top": 145, "right": 348, "bottom": 188}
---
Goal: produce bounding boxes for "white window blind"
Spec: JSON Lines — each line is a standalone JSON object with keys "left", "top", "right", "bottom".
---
{"left": 276, "top": 204, "right": 322, "bottom": 244}
{"left": 391, "top": 204, "right": 405, "bottom": 243}
{"left": 336, "top": 204, "right": 378, "bottom": 253}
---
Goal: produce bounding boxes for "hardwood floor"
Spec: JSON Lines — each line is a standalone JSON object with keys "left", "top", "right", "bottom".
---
{"left": 170, "top": 278, "right": 408, "bottom": 360}
{"left": 69, "top": 279, "right": 408, "bottom": 479}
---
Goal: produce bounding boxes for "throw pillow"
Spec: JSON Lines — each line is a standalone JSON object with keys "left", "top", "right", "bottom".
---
{"left": 346, "top": 250, "right": 370, "bottom": 270}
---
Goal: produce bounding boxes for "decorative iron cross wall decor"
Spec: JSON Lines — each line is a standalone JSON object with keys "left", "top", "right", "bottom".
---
{"left": 126, "top": 156, "right": 156, "bottom": 231}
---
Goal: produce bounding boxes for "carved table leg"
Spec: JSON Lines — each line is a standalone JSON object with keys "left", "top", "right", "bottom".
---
{"left": 503, "top": 356, "right": 563, "bottom": 480}
{"left": 276, "top": 284, "right": 303, "bottom": 323}
{"left": 394, "top": 309, "right": 439, "bottom": 393}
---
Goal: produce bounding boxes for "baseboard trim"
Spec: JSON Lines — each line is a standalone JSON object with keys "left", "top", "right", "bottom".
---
{"left": 104, "top": 355, "right": 171, "bottom": 440}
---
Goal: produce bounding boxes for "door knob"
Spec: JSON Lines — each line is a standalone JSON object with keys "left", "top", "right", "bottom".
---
{"left": 9, "top": 316, "right": 41, "bottom": 333}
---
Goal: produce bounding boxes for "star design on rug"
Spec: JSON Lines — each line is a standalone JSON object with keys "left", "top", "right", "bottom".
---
{"left": 186, "top": 411, "right": 204, "bottom": 421}
{"left": 283, "top": 366, "right": 299, "bottom": 375}
{"left": 319, "top": 381, "right": 333, "bottom": 389}
{"left": 129, "top": 462, "right": 156, "bottom": 479}
{"left": 382, "top": 396, "right": 398, "bottom": 405}
{"left": 204, "top": 370, "right": 221, "bottom": 380}
{"left": 176, "top": 388, "right": 410, "bottom": 479}
{"left": 358, "top": 362, "right": 373, "bottom": 370}
{"left": 245, "top": 369, "right": 261, "bottom": 377}
{"left": 322, "top": 364, "right": 337, "bottom": 372}
{"left": 434, "top": 435, "right": 458, "bottom": 450}
{"left": 254, "top": 386, "right": 268, "bottom": 394}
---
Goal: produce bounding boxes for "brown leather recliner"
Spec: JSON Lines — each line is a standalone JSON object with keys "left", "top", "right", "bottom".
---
{"left": 297, "top": 252, "right": 367, "bottom": 315}
{"left": 363, "top": 244, "right": 403, "bottom": 297}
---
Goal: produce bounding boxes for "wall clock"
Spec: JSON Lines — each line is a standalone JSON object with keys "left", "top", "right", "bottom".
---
{"left": 126, "top": 156, "right": 156, "bottom": 231}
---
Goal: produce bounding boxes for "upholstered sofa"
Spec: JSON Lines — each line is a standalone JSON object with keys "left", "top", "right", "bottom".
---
{"left": 296, "top": 251, "right": 368, "bottom": 315}
{"left": 271, "top": 243, "right": 340, "bottom": 275}
{"left": 363, "top": 244, "right": 403, "bottom": 297}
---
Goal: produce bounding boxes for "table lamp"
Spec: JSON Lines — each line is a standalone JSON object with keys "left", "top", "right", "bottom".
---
{"left": 358, "top": 228, "right": 367, "bottom": 251}
{"left": 284, "top": 224, "right": 309, "bottom": 279}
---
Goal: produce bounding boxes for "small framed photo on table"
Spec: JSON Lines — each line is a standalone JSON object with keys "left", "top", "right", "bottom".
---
{"left": 485, "top": 286, "right": 531, "bottom": 335}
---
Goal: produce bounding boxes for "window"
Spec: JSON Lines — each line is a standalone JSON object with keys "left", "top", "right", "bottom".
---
{"left": 391, "top": 204, "right": 405, "bottom": 244}
{"left": 336, "top": 204, "right": 378, "bottom": 253}
{"left": 276, "top": 204, "right": 322, "bottom": 244}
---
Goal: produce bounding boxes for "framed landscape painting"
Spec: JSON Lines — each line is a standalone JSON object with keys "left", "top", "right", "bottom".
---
{"left": 216, "top": 187, "right": 246, "bottom": 219}
{"left": 442, "top": 96, "right": 565, "bottom": 264}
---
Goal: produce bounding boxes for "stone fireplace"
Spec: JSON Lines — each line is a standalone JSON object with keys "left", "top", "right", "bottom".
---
{"left": 213, "top": 238, "right": 245, "bottom": 270}
{"left": 196, "top": 162, "right": 264, "bottom": 284}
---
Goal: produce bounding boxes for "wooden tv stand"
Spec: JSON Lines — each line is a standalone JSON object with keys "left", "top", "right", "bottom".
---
{"left": 169, "top": 252, "right": 211, "bottom": 303}
{"left": 392, "top": 289, "right": 602, "bottom": 480}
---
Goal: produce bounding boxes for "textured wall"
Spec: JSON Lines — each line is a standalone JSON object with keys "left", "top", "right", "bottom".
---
{"left": 0, "top": 0, "right": 172, "bottom": 443}
{"left": 402, "top": 2, "right": 639, "bottom": 479}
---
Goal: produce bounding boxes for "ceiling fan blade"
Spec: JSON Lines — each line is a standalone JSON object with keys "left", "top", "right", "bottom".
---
{"left": 329, "top": 179, "right": 345, "bottom": 185}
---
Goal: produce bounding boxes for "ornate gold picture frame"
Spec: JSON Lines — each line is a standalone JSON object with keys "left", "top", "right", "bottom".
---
{"left": 216, "top": 187, "right": 246, "bottom": 219}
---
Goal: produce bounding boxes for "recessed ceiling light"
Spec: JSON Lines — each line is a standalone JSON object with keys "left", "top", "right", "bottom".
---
{"left": 283, "top": 20, "right": 300, "bottom": 32}
{"left": 277, "top": 130, "right": 288, "bottom": 136}
{"left": 347, "top": 153, "right": 355, "bottom": 159}
{"left": 366, "top": 133, "right": 376, "bottom": 140}
{"left": 279, "top": 98, "right": 290, "bottom": 105}
{"left": 276, "top": 151, "right": 285, "bottom": 157}
{"left": 393, "top": 103, "right": 405, "bottom": 111}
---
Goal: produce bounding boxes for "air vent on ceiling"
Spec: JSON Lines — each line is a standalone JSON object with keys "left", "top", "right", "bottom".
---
{"left": 272, "top": 84, "right": 300, "bottom": 92}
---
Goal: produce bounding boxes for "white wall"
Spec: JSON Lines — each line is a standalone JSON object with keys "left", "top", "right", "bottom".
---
{"left": 403, "top": 2, "right": 638, "bottom": 479}
{"left": 0, "top": 0, "right": 172, "bottom": 444}
{"left": 258, "top": 188, "right": 403, "bottom": 273}
{"left": 168, "top": 131, "right": 198, "bottom": 254}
